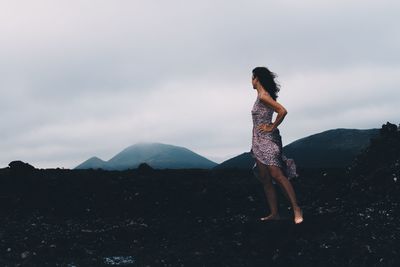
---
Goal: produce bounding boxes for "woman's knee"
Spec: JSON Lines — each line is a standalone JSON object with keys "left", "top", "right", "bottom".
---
{"left": 255, "top": 160, "right": 274, "bottom": 184}
{"left": 267, "top": 165, "right": 285, "bottom": 181}
{"left": 259, "top": 171, "right": 273, "bottom": 185}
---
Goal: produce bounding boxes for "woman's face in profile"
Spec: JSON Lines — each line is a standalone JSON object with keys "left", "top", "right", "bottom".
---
{"left": 251, "top": 74, "right": 257, "bottom": 89}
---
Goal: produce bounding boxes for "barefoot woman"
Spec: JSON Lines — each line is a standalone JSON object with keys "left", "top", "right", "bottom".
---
{"left": 250, "top": 66, "right": 303, "bottom": 224}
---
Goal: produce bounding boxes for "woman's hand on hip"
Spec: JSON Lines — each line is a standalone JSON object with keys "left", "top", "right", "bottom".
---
{"left": 258, "top": 123, "right": 274, "bottom": 133}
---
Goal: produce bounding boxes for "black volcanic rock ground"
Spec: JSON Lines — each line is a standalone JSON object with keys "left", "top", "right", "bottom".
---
{"left": 1, "top": 122, "right": 399, "bottom": 266}
{"left": 0, "top": 166, "right": 398, "bottom": 266}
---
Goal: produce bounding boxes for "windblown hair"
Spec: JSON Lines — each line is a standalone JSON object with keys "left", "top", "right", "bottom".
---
{"left": 252, "top": 66, "right": 281, "bottom": 100}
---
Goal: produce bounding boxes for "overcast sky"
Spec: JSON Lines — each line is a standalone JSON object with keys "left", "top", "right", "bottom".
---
{"left": 1, "top": 0, "right": 399, "bottom": 168}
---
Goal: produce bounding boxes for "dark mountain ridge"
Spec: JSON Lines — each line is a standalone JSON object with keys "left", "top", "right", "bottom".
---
{"left": 75, "top": 127, "right": 381, "bottom": 172}
{"left": 75, "top": 142, "right": 217, "bottom": 170}
{"left": 216, "top": 127, "right": 380, "bottom": 170}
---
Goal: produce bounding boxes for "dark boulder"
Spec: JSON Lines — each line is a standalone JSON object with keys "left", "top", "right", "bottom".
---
{"left": 8, "top": 160, "right": 35, "bottom": 171}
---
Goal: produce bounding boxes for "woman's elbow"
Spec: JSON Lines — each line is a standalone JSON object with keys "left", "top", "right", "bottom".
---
{"left": 280, "top": 108, "right": 288, "bottom": 115}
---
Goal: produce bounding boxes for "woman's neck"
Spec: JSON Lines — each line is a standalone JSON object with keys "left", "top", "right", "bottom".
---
{"left": 256, "top": 85, "right": 266, "bottom": 96}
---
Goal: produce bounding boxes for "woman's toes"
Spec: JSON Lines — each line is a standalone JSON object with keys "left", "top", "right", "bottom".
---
{"left": 293, "top": 207, "right": 303, "bottom": 224}
{"left": 260, "top": 214, "right": 280, "bottom": 221}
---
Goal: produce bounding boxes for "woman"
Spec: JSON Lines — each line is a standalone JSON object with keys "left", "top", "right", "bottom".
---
{"left": 250, "top": 66, "right": 303, "bottom": 224}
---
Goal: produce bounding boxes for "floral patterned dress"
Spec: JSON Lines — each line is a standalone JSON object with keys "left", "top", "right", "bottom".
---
{"left": 250, "top": 94, "right": 299, "bottom": 182}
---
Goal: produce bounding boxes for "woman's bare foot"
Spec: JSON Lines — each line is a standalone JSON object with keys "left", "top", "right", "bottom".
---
{"left": 260, "top": 214, "right": 280, "bottom": 221}
{"left": 293, "top": 206, "right": 303, "bottom": 224}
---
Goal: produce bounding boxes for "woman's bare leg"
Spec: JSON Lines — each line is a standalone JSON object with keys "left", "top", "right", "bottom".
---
{"left": 276, "top": 182, "right": 291, "bottom": 204}
{"left": 267, "top": 165, "right": 303, "bottom": 224}
{"left": 255, "top": 159, "right": 280, "bottom": 221}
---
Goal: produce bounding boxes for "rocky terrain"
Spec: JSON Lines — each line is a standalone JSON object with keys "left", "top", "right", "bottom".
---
{"left": 0, "top": 122, "right": 398, "bottom": 267}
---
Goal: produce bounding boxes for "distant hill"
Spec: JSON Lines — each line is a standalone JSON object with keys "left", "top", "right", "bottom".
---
{"left": 213, "top": 152, "right": 254, "bottom": 170}
{"left": 284, "top": 128, "right": 380, "bottom": 168}
{"left": 215, "top": 128, "right": 380, "bottom": 170}
{"left": 75, "top": 142, "right": 217, "bottom": 170}
{"left": 74, "top": 157, "right": 107, "bottom": 170}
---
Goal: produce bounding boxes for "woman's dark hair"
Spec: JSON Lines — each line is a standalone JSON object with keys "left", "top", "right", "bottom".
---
{"left": 252, "top": 66, "right": 280, "bottom": 100}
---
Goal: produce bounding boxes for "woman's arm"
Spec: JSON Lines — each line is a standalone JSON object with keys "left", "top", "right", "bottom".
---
{"left": 259, "top": 92, "right": 288, "bottom": 130}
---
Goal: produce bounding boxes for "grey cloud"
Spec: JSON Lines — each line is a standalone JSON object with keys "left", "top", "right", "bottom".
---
{"left": 1, "top": 0, "right": 399, "bottom": 168}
